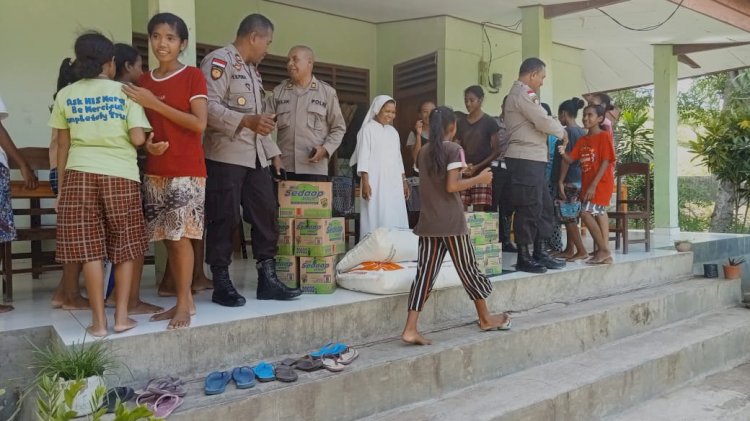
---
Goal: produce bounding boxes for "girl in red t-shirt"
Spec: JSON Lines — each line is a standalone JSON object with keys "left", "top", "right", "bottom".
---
{"left": 123, "top": 13, "right": 208, "bottom": 330}
{"left": 558, "top": 104, "right": 615, "bottom": 265}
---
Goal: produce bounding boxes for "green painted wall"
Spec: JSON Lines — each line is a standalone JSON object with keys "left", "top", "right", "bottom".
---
{"left": 442, "top": 17, "right": 585, "bottom": 116}
{"left": 376, "top": 17, "right": 446, "bottom": 100}
{"left": 0, "top": 0, "right": 133, "bottom": 148}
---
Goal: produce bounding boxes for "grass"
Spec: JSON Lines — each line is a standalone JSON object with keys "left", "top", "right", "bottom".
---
{"left": 30, "top": 338, "right": 117, "bottom": 381}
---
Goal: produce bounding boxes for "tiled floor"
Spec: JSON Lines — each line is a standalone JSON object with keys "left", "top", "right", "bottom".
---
{"left": 1, "top": 229, "right": 745, "bottom": 344}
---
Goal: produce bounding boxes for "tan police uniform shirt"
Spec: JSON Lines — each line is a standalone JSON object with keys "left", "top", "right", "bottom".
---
{"left": 200, "top": 43, "right": 281, "bottom": 169}
{"left": 504, "top": 80, "right": 565, "bottom": 163}
{"left": 267, "top": 77, "right": 346, "bottom": 175}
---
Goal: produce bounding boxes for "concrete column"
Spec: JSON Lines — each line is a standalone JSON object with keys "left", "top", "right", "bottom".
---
{"left": 521, "top": 6, "right": 554, "bottom": 105}
{"left": 147, "top": 0, "right": 197, "bottom": 67}
{"left": 653, "top": 44, "right": 679, "bottom": 232}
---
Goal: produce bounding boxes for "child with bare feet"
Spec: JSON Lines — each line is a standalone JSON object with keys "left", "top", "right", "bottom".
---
{"left": 49, "top": 32, "right": 151, "bottom": 336}
{"left": 157, "top": 239, "right": 213, "bottom": 297}
{"left": 0, "top": 95, "right": 40, "bottom": 313}
{"left": 123, "top": 13, "right": 208, "bottom": 330}
{"left": 401, "top": 106, "right": 511, "bottom": 346}
{"left": 558, "top": 104, "right": 615, "bottom": 265}
{"left": 555, "top": 97, "right": 588, "bottom": 262}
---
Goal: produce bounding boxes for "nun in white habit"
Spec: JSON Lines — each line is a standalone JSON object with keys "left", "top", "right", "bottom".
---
{"left": 350, "top": 95, "right": 409, "bottom": 239}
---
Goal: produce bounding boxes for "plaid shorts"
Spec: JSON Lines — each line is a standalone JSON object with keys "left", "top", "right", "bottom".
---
{"left": 143, "top": 175, "right": 205, "bottom": 242}
{"left": 56, "top": 170, "right": 147, "bottom": 263}
{"left": 582, "top": 201, "right": 607, "bottom": 216}
{"left": 0, "top": 166, "right": 16, "bottom": 242}
{"left": 461, "top": 183, "right": 493, "bottom": 207}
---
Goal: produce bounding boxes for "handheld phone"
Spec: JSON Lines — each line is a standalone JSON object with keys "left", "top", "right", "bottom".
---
{"left": 309, "top": 148, "right": 317, "bottom": 159}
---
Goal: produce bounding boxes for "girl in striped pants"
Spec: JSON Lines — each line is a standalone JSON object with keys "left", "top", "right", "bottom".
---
{"left": 401, "top": 106, "right": 511, "bottom": 346}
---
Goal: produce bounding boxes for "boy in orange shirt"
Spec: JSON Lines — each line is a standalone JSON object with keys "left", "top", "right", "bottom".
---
{"left": 559, "top": 104, "right": 615, "bottom": 265}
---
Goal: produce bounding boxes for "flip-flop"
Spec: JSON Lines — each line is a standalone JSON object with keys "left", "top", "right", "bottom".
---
{"left": 293, "top": 357, "right": 324, "bottom": 372}
{"left": 139, "top": 376, "right": 186, "bottom": 397}
{"left": 204, "top": 371, "right": 231, "bottom": 395}
{"left": 587, "top": 256, "right": 613, "bottom": 265}
{"left": 311, "top": 342, "right": 348, "bottom": 359}
{"left": 275, "top": 364, "right": 299, "bottom": 383}
{"left": 151, "top": 393, "right": 183, "bottom": 418}
{"left": 277, "top": 358, "right": 297, "bottom": 367}
{"left": 232, "top": 366, "right": 256, "bottom": 389}
{"left": 322, "top": 356, "right": 346, "bottom": 372}
{"left": 254, "top": 362, "right": 276, "bottom": 382}
{"left": 338, "top": 347, "right": 359, "bottom": 365}
{"left": 100, "top": 387, "right": 135, "bottom": 413}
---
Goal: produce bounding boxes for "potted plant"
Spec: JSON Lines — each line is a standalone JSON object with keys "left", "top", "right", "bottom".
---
{"left": 674, "top": 240, "right": 693, "bottom": 252}
{"left": 31, "top": 339, "right": 115, "bottom": 417}
{"left": 723, "top": 257, "right": 745, "bottom": 280}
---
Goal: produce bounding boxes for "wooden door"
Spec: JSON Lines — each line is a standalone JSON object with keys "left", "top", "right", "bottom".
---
{"left": 393, "top": 53, "right": 438, "bottom": 177}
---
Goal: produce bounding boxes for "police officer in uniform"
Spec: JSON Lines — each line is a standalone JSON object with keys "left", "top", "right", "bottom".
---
{"left": 504, "top": 57, "right": 567, "bottom": 274}
{"left": 268, "top": 46, "right": 346, "bottom": 181}
{"left": 200, "top": 14, "right": 301, "bottom": 306}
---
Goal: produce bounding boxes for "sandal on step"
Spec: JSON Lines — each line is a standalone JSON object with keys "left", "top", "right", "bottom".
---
{"left": 151, "top": 393, "right": 183, "bottom": 418}
{"left": 311, "top": 342, "right": 347, "bottom": 359}
{"left": 101, "top": 387, "right": 134, "bottom": 413}
{"left": 275, "top": 364, "right": 299, "bottom": 382}
{"left": 254, "top": 362, "right": 276, "bottom": 382}
{"left": 139, "top": 376, "right": 186, "bottom": 397}
{"left": 293, "top": 357, "right": 324, "bottom": 372}
{"left": 232, "top": 366, "right": 256, "bottom": 389}
{"left": 322, "top": 356, "right": 346, "bottom": 372}
{"left": 204, "top": 371, "right": 231, "bottom": 395}
{"left": 338, "top": 347, "right": 359, "bottom": 365}
{"left": 481, "top": 313, "right": 512, "bottom": 331}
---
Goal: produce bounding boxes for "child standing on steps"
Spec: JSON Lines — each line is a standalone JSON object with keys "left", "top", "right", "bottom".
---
{"left": 122, "top": 13, "right": 208, "bottom": 330}
{"left": 401, "top": 106, "right": 511, "bottom": 346}
{"left": 49, "top": 32, "right": 150, "bottom": 336}
{"left": 558, "top": 104, "right": 615, "bottom": 265}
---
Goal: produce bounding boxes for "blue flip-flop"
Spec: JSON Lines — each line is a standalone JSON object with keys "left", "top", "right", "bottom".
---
{"left": 232, "top": 366, "right": 256, "bottom": 389}
{"left": 253, "top": 362, "right": 276, "bottom": 382}
{"left": 204, "top": 371, "right": 231, "bottom": 395}
{"left": 310, "top": 342, "right": 348, "bottom": 359}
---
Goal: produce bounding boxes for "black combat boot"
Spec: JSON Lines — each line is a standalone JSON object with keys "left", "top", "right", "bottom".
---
{"left": 533, "top": 238, "right": 566, "bottom": 270}
{"left": 256, "top": 259, "right": 302, "bottom": 300}
{"left": 499, "top": 214, "right": 517, "bottom": 253}
{"left": 211, "top": 265, "right": 246, "bottom": 307}
{"left": 516, "top": 244, "right": 547, "bottom": 273}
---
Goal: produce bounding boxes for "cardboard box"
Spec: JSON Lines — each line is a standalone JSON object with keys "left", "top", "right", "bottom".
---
{"left": 278, "top": 181, "right": 332, "bottom": 219}
{"left": 276, "top": 218, "right": 295, "bottom": 256}
{"left": 465, "top": 212, "right": 500, "bottom": 245}
{"left": 275, "top": 256, "right": 299, "bottom": 288}
{"left": 294, "top": 217, "right": 346, "bottom": 257}
{"left": 475, "top": 243, "right": 503, "bottom": 277}
{"left": 299, "top": 255, "right": 338, "bottom": 294}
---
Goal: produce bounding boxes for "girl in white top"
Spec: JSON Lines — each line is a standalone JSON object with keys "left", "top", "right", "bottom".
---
{"left": 350, "top": 95, "right": 409, "bottom": 239}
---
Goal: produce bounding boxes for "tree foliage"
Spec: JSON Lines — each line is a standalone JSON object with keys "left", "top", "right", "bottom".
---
{"left": 677, "top": 73, "right": 728, "bottom": 126}
{"left": 610, "top": 87, "right": 653, "bottom": 115}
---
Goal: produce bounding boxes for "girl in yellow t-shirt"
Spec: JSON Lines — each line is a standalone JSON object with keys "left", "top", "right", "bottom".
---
{"left": 49, "top": 32, "right": 151, "bottom": 337}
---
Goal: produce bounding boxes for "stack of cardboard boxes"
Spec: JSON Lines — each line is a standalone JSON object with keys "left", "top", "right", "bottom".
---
{"left": 276, "top": 181, "right": 343, "bottom": 294}
{"left": 465, "top": 212, "right": 503, "bottom": 277}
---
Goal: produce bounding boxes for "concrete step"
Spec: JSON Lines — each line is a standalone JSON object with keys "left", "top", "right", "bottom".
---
{"left": 105, "top": 252, "right": 694, "bottom": 383}
{"left": 166, "top": 277, "right": 739, "bottom": 420}
{"left": 605, "top": 362, "right": 750, "bottom": 421}
{"left": 367, "top": 307, "right": 750, "bottom": 421}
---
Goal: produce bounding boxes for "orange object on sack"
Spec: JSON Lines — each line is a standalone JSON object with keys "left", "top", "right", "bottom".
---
{"left": 357, "top": 262, "right": 404, "bottom": 271}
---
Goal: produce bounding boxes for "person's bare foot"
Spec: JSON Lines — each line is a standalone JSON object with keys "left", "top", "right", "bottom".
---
{"left": 86, "top": 325, "right": 108, "bottom": 337}
{"left": 167, "top": 308, "right": 192, "bottom": 330}
{"left": 128, "top": 300, "right": 164, "bottom": 315}
{"left": 157, "top": 284, "right": 177, "bottom": 297}
{"left": 401, "top": 330, "right": 432, "bottom": 345}
{"left": 191, "top": 274, "right": 213, "bottom": 292}
{"left": 113, "top": 317, "right": 137, "bottom": 333}
{"left": 0, "top": 304, "right": 14, "bottom": 313}
{"left": 479, "top": 313, "right": 511, "bottom": 331}
{"left": 588, "top": 250, "right": 612, "bottom": 264}
{"left": 567, "top": 251, "right": 589, "bottom": 262}
{"left": 61, "top": 296, "right": 90, "bottom": 310}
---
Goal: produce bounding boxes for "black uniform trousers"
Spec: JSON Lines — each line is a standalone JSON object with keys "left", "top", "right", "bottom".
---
{"left": 285, "top": 172, "right": 330, "bottom": 182}
{"left": 492, "top": 162, "right": 514, "bottom": 244}
{"left": 505, "top": 157, "right": 554, "bottom": 246}
{"left": 205, "top": 158, "right": 278, "bottom": 267}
